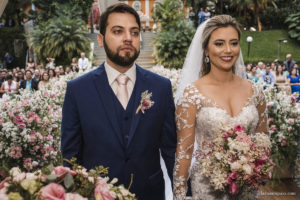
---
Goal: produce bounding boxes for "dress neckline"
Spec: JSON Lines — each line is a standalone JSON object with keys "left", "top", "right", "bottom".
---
{"left": 190, "top": 81, "right": 257, "bottom": 119}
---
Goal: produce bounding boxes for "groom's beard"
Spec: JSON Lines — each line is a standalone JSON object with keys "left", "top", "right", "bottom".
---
{"left": 103, "top": 40, "right": 140, "bottom": 67}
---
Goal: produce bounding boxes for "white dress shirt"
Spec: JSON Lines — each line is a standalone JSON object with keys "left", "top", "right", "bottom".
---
{"left": 78, "top": 57, "right": 89, "bottom": 71}
{"left": 104, "top": 61, "right": 136, "bottom": 98}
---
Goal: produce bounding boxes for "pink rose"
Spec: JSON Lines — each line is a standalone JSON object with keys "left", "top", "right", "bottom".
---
{"left": 254, "top": 165, "right": 262, "bottom": 174}
{"left": 288, "top": 119, "right": 294, "bottom": 125}
{"left": 281, "top": 139, "right": 287, "bottom": 146}
{"left": 229, "top": 181, "right": 238, "bottom": 194}
{"left": 266, "top": 102, "right": 274, "bottom": 109}
{"left": 39, "top": 183, "right": 65, "bottom": 200}
{"left": 54, "top": 166, "right": 77, "bottom": 179}
{"left": 270, "top": 125, "right": 277, "bottom": 131}
{"left": 18, "top": 123, "right": 26, "bottom": 129}
{"left": 229, "top": 171, "right": 237, "bottom": 180}
{"left": 234, "top": 125, "right": 245, "bottom": 133}
{"left": 290, "top": 95, "right": 297, "bottom": 104}
{"left": 142, "top": 100, "right": 150, "bottom": 109}
{"left": 65, "top": 193, "right": 87, "bottom": 200}
{"left": 256, "top": 155, "right": 268, "bottom": 165}
{"left": 288, "top": 126, "right": 292, "bottom": 131}
{"left": 0, "top": 178, "right": 9, "bottom": 190}
{"left": 222, "top": 132, "right": 231, "bottom": 140}
{"left": 29, "top": 134, "right": 36, "bottom": 142}
{"left": 94, "top": 177, "right": 114, "bottom": 200}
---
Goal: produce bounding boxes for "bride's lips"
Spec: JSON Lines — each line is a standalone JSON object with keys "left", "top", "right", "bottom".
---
{"left": 220, "top": 56, "right": 234, "bottom": 62}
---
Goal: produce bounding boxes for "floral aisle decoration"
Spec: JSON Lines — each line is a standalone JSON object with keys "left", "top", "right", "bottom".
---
{"left": 0, "top": 158, "right": 136, "bottom": 200}
{"left": 150, "top": 65, "right": 181, "bottom": 97}
{"left": 264, "top": 87, "right": 300, "bottom": 179}
{"left": 0, "top": 72, "right": 84, "bottom": 174}
{"left": 198, "top": 125, "right": 274, "bottom": 195}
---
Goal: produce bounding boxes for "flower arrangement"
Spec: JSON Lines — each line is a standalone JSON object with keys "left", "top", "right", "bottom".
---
{"left": 0, "top": 72, "right": 84, "bottom": 173}
{"left": 0, "top": 158, "right": 136, "bottom": 200}
{"left": 198, "top": 125, "right": 274, "bottom": 195}
{"left": 150, "top": 65, "right": 181, "bottom": 97}
{"left": 264, "top": 87, "right": 300, "bottom": 179}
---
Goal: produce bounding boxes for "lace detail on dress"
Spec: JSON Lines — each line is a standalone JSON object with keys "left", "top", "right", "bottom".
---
{"left": 173, "top": 82, "right": 268, "bottom": 200}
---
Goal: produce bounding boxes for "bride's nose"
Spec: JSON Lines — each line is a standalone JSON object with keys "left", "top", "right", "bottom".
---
{"left": 224, "top": 43, "right": 232, "bottom": 53}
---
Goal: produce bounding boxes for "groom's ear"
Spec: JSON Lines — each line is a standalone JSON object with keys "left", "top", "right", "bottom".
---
{"left": 97, "top": 34, "right": 104, "bottom": 47}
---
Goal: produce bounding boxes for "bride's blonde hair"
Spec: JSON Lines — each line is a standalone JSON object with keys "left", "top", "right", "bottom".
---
{"left": 201, "top": 15, "right": 241, "bottom": 76}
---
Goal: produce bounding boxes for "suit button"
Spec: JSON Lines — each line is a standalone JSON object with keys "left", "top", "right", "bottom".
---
{"left": 125, "top": 157, "right": 130, "bottom": 162}
{"left": 125, "top": 135, "right": 129, "bottom": 140}
{"left": 124, "top": 116, "right": 129, "bottom": 120}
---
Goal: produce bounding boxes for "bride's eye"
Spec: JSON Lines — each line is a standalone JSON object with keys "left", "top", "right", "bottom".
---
{"left": 214, "top": 42, "right": 223, "bottom": 46}
{"left": 231, "top": 41, "right": 239, "bottom": 46}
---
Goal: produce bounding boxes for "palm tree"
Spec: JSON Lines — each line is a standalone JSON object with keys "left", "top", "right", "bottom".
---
{"left": 30, "top": 4, "right": 91, "bottom": 65}
{"left": 230, "top": 0, "right": 274, "bottom": 31}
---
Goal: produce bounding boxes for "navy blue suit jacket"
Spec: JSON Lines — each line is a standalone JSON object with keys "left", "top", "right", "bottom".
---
{"left": 61, "top": 64, "right": 177, "bottom": 200}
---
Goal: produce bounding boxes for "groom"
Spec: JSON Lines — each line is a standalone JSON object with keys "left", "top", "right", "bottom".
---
{"left": 61, "top": 3, "right": 177, "bottom": 200}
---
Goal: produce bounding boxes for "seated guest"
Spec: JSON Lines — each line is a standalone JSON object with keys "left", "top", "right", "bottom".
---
{"left": 38, "top": 72, "right": 50, "bottom": 90}
{"left": 70, "top": 57, "right": 79, "bottom": 72}
{"left": 0, "top": 74, "right": 19, "bottom": 98}
{"left": 20, "top": 70, "right": 38, "bottom": 91}
{"left": 16, "top": 70, "right": 24, "bottom": 84}
{"left": 48, "top": 68, "right": 56, "bottom": 80}
{"left": 248, "top": 65, "right": 259, "bottom": 83}
{"left": 287, "top": 68, "right": 300, "bottom": 100}
{"left": 26, "top": 57, "right": 35, "bottom": 69}
{"left": 65, "top": 66, "right": 72, "bottom": 74}
{"left": 262, "top": 65, "right": 275, "bottom": 88}
{"left": 275, "top": 65, "right": 291, "bottom": 94}
{"left": 33, "top": 69, "right": 41, "bottom": 83}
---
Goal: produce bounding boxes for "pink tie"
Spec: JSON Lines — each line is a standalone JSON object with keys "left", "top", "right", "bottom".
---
{"left": 116, "top": 74, "right": 129, "bottom": 109}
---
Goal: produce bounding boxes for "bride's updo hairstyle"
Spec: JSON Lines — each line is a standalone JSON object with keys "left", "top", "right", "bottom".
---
{"left": 201, "top": 15, "right": 241, "bottom": 76}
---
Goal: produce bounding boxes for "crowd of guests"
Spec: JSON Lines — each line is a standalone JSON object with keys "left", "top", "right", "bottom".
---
{"left": 0, "top": 54, "right": 88, "bottom": 99}
{"left": 245, "top": 54, "right": 300, "bottom": 100}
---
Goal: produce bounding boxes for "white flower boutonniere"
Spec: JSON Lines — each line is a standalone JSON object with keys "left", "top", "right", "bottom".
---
{"left": 135, "top": 90, "right": 155, "bottom": 114}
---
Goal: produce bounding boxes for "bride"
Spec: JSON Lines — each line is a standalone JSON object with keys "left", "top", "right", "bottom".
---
{"left": 173, "top": 15, "right": 268, "bottom": 199}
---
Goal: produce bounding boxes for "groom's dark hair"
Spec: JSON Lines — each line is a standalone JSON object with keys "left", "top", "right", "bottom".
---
{"left": 99, "top": 3, "right": 141, "bottom": 36}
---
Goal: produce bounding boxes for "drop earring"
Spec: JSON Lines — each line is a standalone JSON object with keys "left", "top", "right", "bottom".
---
{"left": 205, "top": 55, "right": 210, "bottom": 63}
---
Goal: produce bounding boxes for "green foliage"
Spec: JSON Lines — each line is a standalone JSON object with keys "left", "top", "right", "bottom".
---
{"left": 285, "top": 12, "right": 300, "bottom": 42}
{"left": 32, "top": 0, "right": 93, "bottom": 23}
{"left": 0, "top": 27, "right": 27, "bottom": 67}
{"left": 152, "top": 0, "right": 195, "bottom": 69}
{"left": 152, "top": 0, "right": 185, "bottom": 29}
{"left": 30, "top": 4, "right": 91, "bottom": 65}
{"left": 240, "top": 30, "right": 300, "bottom": 63}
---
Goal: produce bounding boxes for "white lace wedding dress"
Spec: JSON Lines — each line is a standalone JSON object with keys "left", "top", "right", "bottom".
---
{"left": 173, "top": 82, "right": 268, "bottom": 200}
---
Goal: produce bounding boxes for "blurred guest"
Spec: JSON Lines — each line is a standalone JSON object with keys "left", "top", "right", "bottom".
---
{"left": 33, "top": 69, "right": 41, "bottom": 83}
{"left": 26, "top": 57, "right": 35, "bottom": 69}
{"left": 38, "top": 72, "right": 50, "bottom": 90}
{"left": 256, "top": 61, "right": 266, "bottom": 80}
{"left": 287, "top": 68, "right": 300, "bottom": 100}
{"left": 48, "top": 68, "right": 56, "bottom": 79}
{"left": 0, "top": 74, "right": 19, "bottom": 98}
{"left": 59, "top": 65, "right": 65, "bottom": 76}
{"left": 262, "top": 65, "right": 275, "bottom": 87}
{"left": 78, "top": 52, "right": 89, "bottom": 71}
{"left": 282, "top": 64, "right": 289, "bottom": 76}
{"left": 283, "top": 54, "right": 296, "bottom": 72}
{"left": 4, "top": 52, "right": 13, "bottom": 69}
{"left": 294, "top": 64, "right": 299, "bottom": 76}
{"left": 0, "top": 70, "right": 6, "bottom": 98}
{"left": 248, "top": 65, "right": 259, "bottom": 83}
{"left": 55, "top": 67, "right": 61, "bottom": 79}
{"left": 16, "top": 70, "right": 24, "bottom": 84}
{"left": 45, "top": 58, "right": 55, "bottom": 69}
{"left": 245, "top": 64, "right": 252, "bottom": 79}
{"left": 65, "top": 66, "right": 72, "bottom": 74}
{"left": 70, "top": 57, "right": 79, "bottom": 72}
{"left": 20, "top": 70, "right": 38, "bottom": 91}
{"left": 275, "top": 65, "right": 290, "bottom": 94}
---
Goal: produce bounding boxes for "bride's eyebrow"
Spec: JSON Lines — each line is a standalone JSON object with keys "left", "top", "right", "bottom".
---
{"left": 213, "top": 39, "right": 239, "bottom": 42}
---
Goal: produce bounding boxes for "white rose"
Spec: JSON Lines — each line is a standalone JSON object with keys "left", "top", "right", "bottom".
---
{"left": 230, "top": 161, "right": 242, "bottom": 171}
{"left": 243, "top": 164, "right": 252, "bottom": 175}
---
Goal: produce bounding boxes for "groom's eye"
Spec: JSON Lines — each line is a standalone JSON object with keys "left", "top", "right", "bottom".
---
{"left": 113, "top": 29, "right": 122, "bottom": 34}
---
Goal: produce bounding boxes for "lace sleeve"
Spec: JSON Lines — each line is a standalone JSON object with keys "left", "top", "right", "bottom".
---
{"left": 173, "top": 85, "right": 201, "bottom": 200}
{"left": 254, "top": 84, "right": 268, "bottom": 135}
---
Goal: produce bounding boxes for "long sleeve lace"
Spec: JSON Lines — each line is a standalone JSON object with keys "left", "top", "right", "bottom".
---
{"left": 254, "top": 84, "right": 268, "bottom": 135}
{"left": 173, "top": 85, "right": 201, "bottom": 200}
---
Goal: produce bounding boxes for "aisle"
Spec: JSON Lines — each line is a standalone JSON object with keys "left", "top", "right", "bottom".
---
{"left": 258, "top": 179, "right": 300, "bottom": 200}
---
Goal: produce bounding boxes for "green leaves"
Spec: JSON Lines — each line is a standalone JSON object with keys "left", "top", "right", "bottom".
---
{"left": 285, "top": 11, "right": 300, "bottom": 42}
{"left": 152, "top": 0, "right": 195, "bottom": 69}
{"left": 30, "top": 4, "right": 91, "bottom": 65}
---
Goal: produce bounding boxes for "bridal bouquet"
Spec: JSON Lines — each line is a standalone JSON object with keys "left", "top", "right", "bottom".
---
{"left": 199, "top": 125, "right": 274, "bottom": 195}
{"left": 0, "top": 159, "right": 136, "bottom": 200}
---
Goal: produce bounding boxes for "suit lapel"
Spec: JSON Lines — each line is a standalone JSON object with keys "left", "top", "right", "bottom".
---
{"left": 127, "top": 66, "right": 148, "bottom": 148}
{"left": 92, "top": 64, "right": 124, "bottom": 146}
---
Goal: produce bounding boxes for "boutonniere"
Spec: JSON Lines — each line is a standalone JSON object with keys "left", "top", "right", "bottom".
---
{"left": 136, "top": 90, "right": 155, "bottom": 114}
